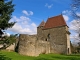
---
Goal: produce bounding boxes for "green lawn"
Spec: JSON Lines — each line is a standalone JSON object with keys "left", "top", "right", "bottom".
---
{"left": 0, "top": 50, "right": 80, "bottom": 60}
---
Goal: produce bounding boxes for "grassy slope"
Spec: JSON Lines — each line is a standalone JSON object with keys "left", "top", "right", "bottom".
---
{"left": 0, "top": 51, "right": 80, "bottom": 60}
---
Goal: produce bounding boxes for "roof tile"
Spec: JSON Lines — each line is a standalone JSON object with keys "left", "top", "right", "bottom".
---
{"left": 43, "top": 15, "right": 67, "bottom": 29}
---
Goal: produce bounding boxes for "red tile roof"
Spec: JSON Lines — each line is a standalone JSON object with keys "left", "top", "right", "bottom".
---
{"left": 38, "top": 20, "right": 45, "bottom": 27}
{"left": 43, "top": 15, "right": 67, "bottom": 29}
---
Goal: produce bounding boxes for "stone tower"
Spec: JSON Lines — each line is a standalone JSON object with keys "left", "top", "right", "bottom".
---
{"left": 37, "top": 15, "right": 71, "bottom": 54}
{"left": 37, "top": 20, "right": 45, "bottom": 40}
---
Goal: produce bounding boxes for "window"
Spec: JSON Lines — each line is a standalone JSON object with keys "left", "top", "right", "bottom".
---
{"left": 47, "top": 34, "right": 50, "bottom": 39}
{"left": 45, "top": 38, "right": 48, "bottom": 41}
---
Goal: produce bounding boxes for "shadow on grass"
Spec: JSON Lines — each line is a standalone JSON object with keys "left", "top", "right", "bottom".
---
{"left": 0, "top": 53, "right": 11, "bottom": 60}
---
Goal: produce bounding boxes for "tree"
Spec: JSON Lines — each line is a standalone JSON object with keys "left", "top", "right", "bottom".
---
{"left": 71, "top": 0, "right": 80, "bottom": 42}
{"left": 71, "top": 0, "right": 80, "bottom": 19}
{"left": 0, "top": 34, "right": 18, "bottom": 49}
{"left": 3, "top": 34, "right": 18, "bottom": 48}
{"left": 0, "top": 0, "right": 15, "bottom": 36}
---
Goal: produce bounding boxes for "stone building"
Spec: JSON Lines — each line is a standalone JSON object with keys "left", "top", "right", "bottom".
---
{"left": 18, "top": 14, "right": 71, "bottom": 56}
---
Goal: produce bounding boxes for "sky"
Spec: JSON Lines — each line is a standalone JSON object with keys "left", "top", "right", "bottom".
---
{"left": 4, "top": 0, "right": 79, "bottom": 42}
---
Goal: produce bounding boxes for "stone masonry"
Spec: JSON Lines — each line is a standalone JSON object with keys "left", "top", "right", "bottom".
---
{"left": 18, "top": 34, "right": 50, "bottom": 56}
{"left": 17, "top": 14, "right": 71, "bottom": 56}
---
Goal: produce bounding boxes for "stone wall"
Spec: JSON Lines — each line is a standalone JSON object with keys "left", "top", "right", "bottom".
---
{"left": 42, "top": 26, "right": 69, "bottom": 54}
{"left": 0, "top": 44, "right": 3, "bottom": 48}
{"left": 66, "top": 26, "right": 71, "bottom": 54}
{"left": 6, "top": 43, "right": 15, "bottom": 51}
{"left": 18, "top": 34, "right": 50, "bottom": 56}
{"left": 18, "top": 34, "right": 36, "bottom": 56}
{"left": 35, "top": 40, "right": 50, "bottom": 56}
{"left": 37, "top": 26, "right": 44, "bottom": 40}
{"left": 18, "top": 26, "right": 71, "bottom": 56}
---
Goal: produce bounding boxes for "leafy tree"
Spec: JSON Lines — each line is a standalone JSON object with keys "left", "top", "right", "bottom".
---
{"left": 0, "top": 34, "right": 18, "bottom": 49}
{"left": 0, "top": 0, "right": 4, "bottom": 2}
{"left": 4, "top": 34, "right": 18, "bottom": 47}
{"left": 0, "top": 0, "right": 15, "bottom": 36}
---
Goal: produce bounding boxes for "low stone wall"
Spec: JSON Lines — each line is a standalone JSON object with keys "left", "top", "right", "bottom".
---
{"left": 18, "top": 34, "right": 50, "bottom": 56}
{"left": 6, "top": 43, "right": 15, "bottom": 51}
{"left": 35, "top": 40, "right": 50, "bottom": 56}
{"left": 0, "top": 44, "right": 3, "bottom": 48}
{"left": 18, "top": 34, "right": 36, "bottom": 56}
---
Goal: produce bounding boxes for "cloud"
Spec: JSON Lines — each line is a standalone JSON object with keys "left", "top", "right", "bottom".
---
{"left": 63, "top": 15, "right": 69, "bottom": 21}
{"left": 69, "top": 20, "right": 80, "bottom": 31}
{"left": 62, "top": 10, "right": 71, "bottom": 15}
{"left": 76, "top": 12, "right": 80, "bottom": 17}
{"left": 29, "top": 11, "right": 33, "bottom": 15}
{"left": 22, "top": 10, "right": 33, "bottom": 16}
{"left": 8, "top": 23, "right": 33, "bottom": 34}
{"left": 9, "top": 16, "right": 31, "bottom": 23}
{"left": 69, "top": 19, "right": 80, "bottom": 42}
{"left": 45, "top": 3, "right": 53, "bottom": 9}
{"left": 2, "top": 32, "right": 10, "bottom": 37}
{"left": 8, "top": 10, "right": 37, "bottom": 35}
{"left": 8, "top": 18, "right": 37, "bottom": 35}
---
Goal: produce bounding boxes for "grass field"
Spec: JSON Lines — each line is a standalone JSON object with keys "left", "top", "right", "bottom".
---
{"left": 0, "top": 50, "right": 80, "bottom": 60}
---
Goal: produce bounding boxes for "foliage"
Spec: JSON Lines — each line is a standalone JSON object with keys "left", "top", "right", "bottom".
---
{"left": 4, "top": 34, "right": 18, "bottom": 46}
{"left": 0, "top": 51, "right": 80, "bottom": 60}
{"left": 0, "top": 0, "right": 15, "bottom": 30}
{"left": 3, "top": 34, "right": 18, "bottom": 49}
{"left": 0, "top": 34, "right": 18, "bottom": 49}
{"left": 0, "top": 0, "right": 16, "bottom": 48}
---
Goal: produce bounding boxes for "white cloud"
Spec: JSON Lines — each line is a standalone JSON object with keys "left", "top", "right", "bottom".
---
{"left": 8, "top": 10, "right": 37, "bottom": 35}
{"left": 62, "top": 10, "right": 67, "bottom": 14}
{"left": 69, "top": 19, "right": 80, "bottom": 42}
{"left": 45, "top": 3, "right": 53, "bottom": 9}
{"left": 22, "top": 10, "right": 29, "bottom": 16}
{"left": 62, "top": 10, "right": 71, "bottom": 15}
{"left": 20, "top": 16, "right": 30, "bottom": 21}
{"left": 8, "top": 24, "right": 32, "bottom": 34}
{"left": 9, "top": 16, "right": 20, "bottom": 22}
{"left": 2, "top": 32, "right": 10, "bottom": 37}
{"left": 29, "top": 11, "right": 33, "bottom": 15}
{"left": 10, "top": 16, "right": 31, "bottom": 24}
{"left": 22, "top": 10, "right": 33, "bottom": 16}
{"left": 69, "top": 20, "right": 80, "bottom": 31}
{"left": 8, "top": 20, "right": 37, "bottom": 35}
{"left": 76, "top": 12, "right": 80, "bottom": 17}
{"left": 63, "top": 15, "right": 69, "bottom": 21}
{"left": 31, "top": 23, "right": 37, "bottom": 27}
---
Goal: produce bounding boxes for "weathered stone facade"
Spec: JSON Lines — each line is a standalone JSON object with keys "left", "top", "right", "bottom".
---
{"left": 18, "top": 34, "right": 50, "bottom": 56}
{"left": 17, "top": 15, "right": 71, "bottom": 56}
{"left": 37, "top": 26, "right": 71, "bottom": 54}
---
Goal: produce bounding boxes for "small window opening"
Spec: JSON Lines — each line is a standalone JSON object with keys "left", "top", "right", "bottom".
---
{"left": 48, "top": 34, "right": 50, "bottom": 39}
{"left": 46, "top": 38, "right": 48, "bottom": 41}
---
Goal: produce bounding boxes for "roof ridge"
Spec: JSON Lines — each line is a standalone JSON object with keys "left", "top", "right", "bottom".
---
{"left": 48, "top": 14, "right": 62, "bottom": 19}
{"left": 43, "top": 14, "right": 67, "bottom": 29}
